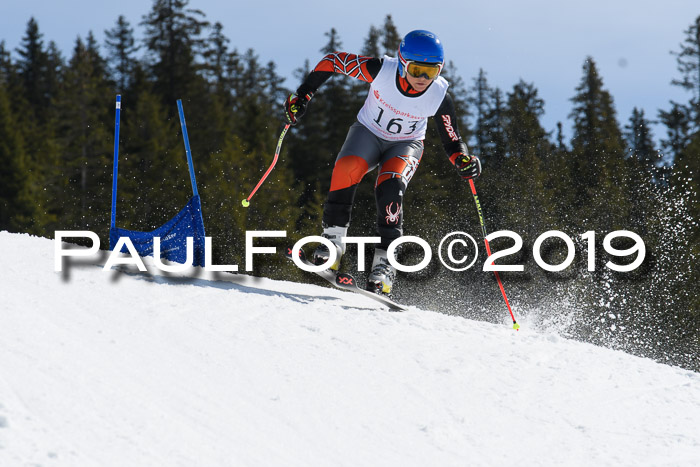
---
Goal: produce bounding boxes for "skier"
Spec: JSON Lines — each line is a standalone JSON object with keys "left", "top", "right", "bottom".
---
{"left": 284, "top": 29, "right": 481, "bottom": 296}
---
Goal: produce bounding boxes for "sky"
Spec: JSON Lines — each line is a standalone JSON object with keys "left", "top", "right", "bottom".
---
{"left": 1, "top": 0, "right": 698, "bottom": 145}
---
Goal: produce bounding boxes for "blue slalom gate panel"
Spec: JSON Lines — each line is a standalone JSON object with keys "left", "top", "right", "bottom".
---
{"left": 109, "top": 96, "right": 206, "bottom": 267}
{"left": 109, "top": 195, "right": 206, "bottom": 266}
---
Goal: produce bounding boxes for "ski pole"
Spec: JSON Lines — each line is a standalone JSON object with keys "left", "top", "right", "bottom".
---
{"left": 241, "top": 123, "right": 290, "bottom": 207}
{"left": 468, "top": 179, "right": 520, "bottom": 330}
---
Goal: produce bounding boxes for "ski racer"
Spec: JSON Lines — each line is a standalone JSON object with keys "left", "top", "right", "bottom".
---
{"left": 284, "top": 29, "right": 481, "bottom": 296}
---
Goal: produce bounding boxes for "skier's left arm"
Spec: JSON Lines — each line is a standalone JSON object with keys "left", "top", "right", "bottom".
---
{"left": 434, "top": 93, "right": 481, "bottom": 180}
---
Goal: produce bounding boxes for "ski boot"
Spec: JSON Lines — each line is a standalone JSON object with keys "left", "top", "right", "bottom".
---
{"left": 366, "top": 249, "right": 396, "bottom": 295}
{"left": 311, "top": 225, "right": 347, "bottom": 271}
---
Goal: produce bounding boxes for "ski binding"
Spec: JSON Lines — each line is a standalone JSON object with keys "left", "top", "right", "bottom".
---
{"left": 284, "top": 247, "right": 406, "bottom": 312}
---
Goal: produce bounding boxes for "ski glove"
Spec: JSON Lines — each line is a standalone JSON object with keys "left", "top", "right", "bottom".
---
{"left": 284, "top": 91, "right": 313, "bottom": 125}
{"left": 451, "top": 153, "right": 482, "bottom": 180}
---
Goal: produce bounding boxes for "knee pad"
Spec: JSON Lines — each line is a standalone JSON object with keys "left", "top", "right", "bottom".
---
{"left": 375, "top": 178, "right": 404, "bottom": 249}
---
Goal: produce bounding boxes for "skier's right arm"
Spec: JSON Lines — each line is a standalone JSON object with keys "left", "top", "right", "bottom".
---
{"left": 285, "top": 52, "right": 382, "bottom": 125}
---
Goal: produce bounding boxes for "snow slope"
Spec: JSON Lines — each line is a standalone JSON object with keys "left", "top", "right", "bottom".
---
{"left": 0, "top": 231, "right": 698, "bottom": 467}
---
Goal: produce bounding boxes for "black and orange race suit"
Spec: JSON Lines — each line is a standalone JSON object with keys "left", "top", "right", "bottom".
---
{"left": 296, "top": 52, "right": 470, "bottom": 250}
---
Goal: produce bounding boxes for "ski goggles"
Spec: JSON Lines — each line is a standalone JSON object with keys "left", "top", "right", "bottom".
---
{"left": 405, "top": 61, "right": 442, "bottom": 80}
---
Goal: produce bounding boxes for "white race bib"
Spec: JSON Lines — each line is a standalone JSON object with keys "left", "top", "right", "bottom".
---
{"left": 357, "top": 56, "right": 448, "bottom": 141}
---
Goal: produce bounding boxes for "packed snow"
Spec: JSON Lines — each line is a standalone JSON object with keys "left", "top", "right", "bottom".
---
{"left": 0, "top": 231, "right": 698, "bottom": 466}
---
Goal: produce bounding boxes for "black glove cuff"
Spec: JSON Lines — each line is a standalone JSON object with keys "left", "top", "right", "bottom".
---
{"left": 295, "top": 88, "right": 314, "bottom": 104}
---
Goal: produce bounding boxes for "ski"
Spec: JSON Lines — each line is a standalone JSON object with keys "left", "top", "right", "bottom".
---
{"left": 333, "top": 272, "right": 406, "bottom": 312}
{"left": 284, "top": 247, "right": 406, "bottom": 312}
{"left": 284, "top": 246, "right": 337, "bottom": 283}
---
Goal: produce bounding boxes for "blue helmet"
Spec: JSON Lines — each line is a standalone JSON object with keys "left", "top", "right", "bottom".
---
{"left": 398, "top": 30, "right": 444, "bottom": 78}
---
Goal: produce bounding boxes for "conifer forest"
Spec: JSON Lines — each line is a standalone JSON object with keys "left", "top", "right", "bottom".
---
{"left": 0, "top": 1, "right": 698, "bottom": 370}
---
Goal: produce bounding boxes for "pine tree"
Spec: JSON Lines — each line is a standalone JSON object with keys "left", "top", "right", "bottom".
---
{"left": 0, "top": 41, "right": 22, "bottom": 107}
{"left": 625, "top": 107, "right": 661, "bottom": 176}
{"left": 140, "top": 0, "right": 209, "bottom": 106}
{"left": 568, "top": 56, "right": 628, "bottom": 230}
{"left": 54, "top": 35, "right": 113, "bottom": 232}
{"left": 231, "top": 49, "right": 278, "bottom": 154}
{"left": 547, "top": 122, "right": 575, "bottom": 224}
{"left": 117, "top": 89, "right": 183, "bottom": 229}
{"left": 498, "top": 80, "right": 556, "bottom": 237}
{"left": 468, "top": 69, "right": 490, "bottom": 154}
{"left": 671, "top": 15, "right": 700, "bottom": 128}
{"left": 0, "top": 81, "right": 37, "bottom": 231}
{"left": 362, "top": 25, "right": 382, "bottom": 57}
{"left": 286, "top": 28, "right": 356, "bottom": 181}
{"left": 564, "top": 58, "right": 668, "bottom": 358}
{"left": 202, "top": 22, "right": 230, "bottom": 91}
{"left": 658, "top": 102, "right": 692, "bottom": 165}
{"left": 669, "top": 131, "right": 699, "bottom": 282}
{"left": 666, "top": 16, "right": 700, "bottom": 279}
{"left": 262, "top": 61, "right": 287, "bottom": 113}
{"left": 651, "top": 17, "right": 699, "bottom": 359}
{"left": 381, "top": 15, "right": 402, "bottom": 55}
{"left": 10, "top": 20, "right": 64, "bottom": 234}
{"left": 504, "top": 80, "right": 550, "bottom": 160}
{"left": 285, "top": 29, "right": 360, "bottom": 236}
{"left": 15, "top": 18, "right": 50, "bottom": 117}
{"left": 483, "top": 87, "right": 507, "bottom": 168}
{"left": 197, "top": 21, "right": 239, "bottom": 158}
{"left": 284, "top": 59, "right": 327, "bottom": 231}
{"left": 104, "top": 15, "right": 139, "bottom": 92}
{"left": 621, "top": 108, "right": 662, "bottom": 250}
{"left": 44, "top": 41, "right": 63, "bottom": 106}
{"left": 643, "top": 14, "right": 700, "bottom": 359}
{"left": 555, "top": 122, "right": 567, "bottom": 151}
{"left": 0, "top": 41, "right": 10, "bottom": 84}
